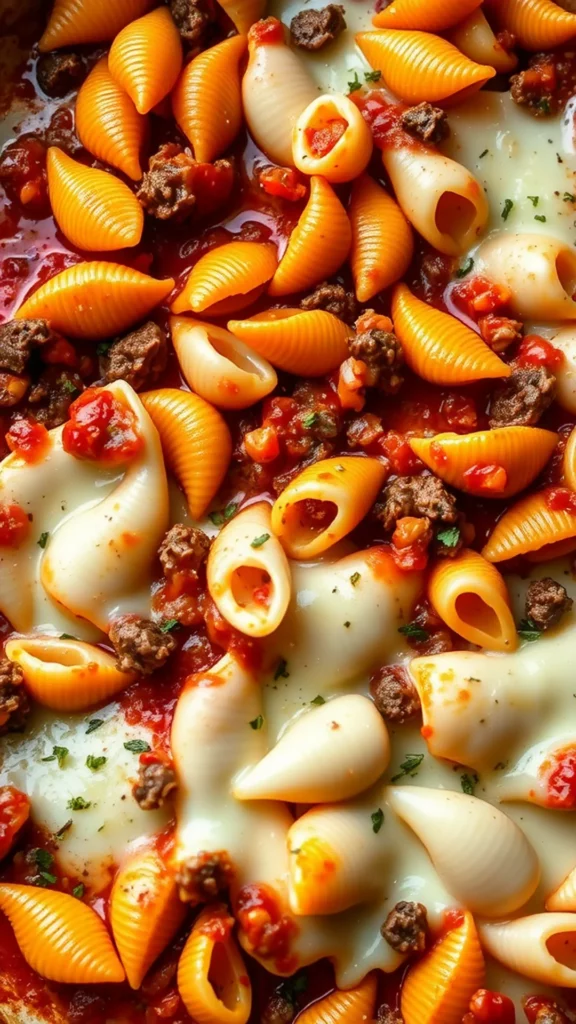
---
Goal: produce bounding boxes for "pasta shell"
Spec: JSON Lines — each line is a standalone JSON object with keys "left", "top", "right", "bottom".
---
{"left": 39, "top": 0, "right": 154, "bottom": 50}
{"left": 76, "top": 56, "right": 146, "bottom": 181}
{"left": 564, "top": 428, "right": 576, "bottom": 491}
{"left": 0, "top": 885, "right": 125, "bottom": 984}
{"left": 401, "top": 911, "right": 485, "bottom": 1024}
{"left": 476, "top": 233, "right": 576, "bottom": 321}
{"left": 292, "top": 94, "right": 373, "bottom": 184}
{"left": 447, "top": 9, "right": 518, "bottom": 74}
{"left": 349, "top": 174, "right": 414, "bottom": 302}
{"left": 227, "top": 309, "right": 351, "bottom": 377}
{"left": 219, "top": 0, "right": 265, "bottom": 31}
{"left": 478, "top": 914, "right": 576, "bottom": 986}
{"left": 484, "top": 0, "right": 576, "bottom": 51}
{"left": 481, "top": 489, "right": 576, "bottom": 562}
{"left": 172, "top": 36, "right": 246, "bottom": 164}
{"left": 141, "top": 389, "right": 231, "bottom": 519}
{"left": 373, "top": 0, "right": 482, "bottom": 32}
{"left": 178, "top": 904, "right": 252, "bottom": 1024}
{"left": 296, "top": 975, "right": 377, "bottom": 1024}
{"left": 15, "top": 262, "right": 174, "bottom": 339}
{"left": 392, "top": 284, "right": 510, "bottom": 385}
{"left": 47, "top": 147, "right": 143, "bottom": 252}
{"left": 172, "top": 242, "right": 278, "bottom": 315}
{"left": 547, "top": 867, "right": 576, "bottom": 912}
{"left": 4, "top": 636, "right": 136, "bottom": 711}
{"left": 170, "top": 316, "right": 277, "bottom": 410}
{"left": 355, "top": 30, "right": 495, "bottom": 105}
{"left": 270, "top": 456, "right": 387, "bottom": 559}
{"left": 268, "top": 176, "right": 351, "bottom": 297}
{"left": 551, "top": 326, "right": 576, "bottom": 414}
{"left": 234, "top": 694, "right": 389, "bottom": 802}
{"left": 409, "top": 427, "right": 558, "bottom": 500}
{"left": 427, "top": 550, "right": 517, "bottom": 652}
{"left": 108, "top": 7, "right": 183, "bottom": 115}
{"left": 110, "top": 846, "right": 186, "bottom": 990}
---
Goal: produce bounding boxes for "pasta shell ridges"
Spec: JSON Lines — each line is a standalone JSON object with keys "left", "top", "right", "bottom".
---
{"left": 76, "top": 56, "right": 146, "bottom": 181}
{"left": 373, "top": 0, "right": 482, "bottom": 31}
{"left": 350, "top": 174, "right": 414, "bottom": 301}
{"left": 172, "top": 242, "right": 278, "bottom": 315}
{"left": 172, "top": 36, "right": 246, "bottom": 164}
{"left": 485, "top": 0, "right": 576, "bottom": 51}
{"left": 401, "top": 911, "right": 485, "bottom": 1024}
{"left": 428, "top": 549, "right": 517, "bottom": 652}
{"left": 227, "top": 308, "right": 351, "bottom": 376}
{"left": 481, "top": 489, "right": 576, "bottom": 562}
{"left": 39, "top": 0, "right": 155, "bottom": 50}
{"left": 108, "top": 7, "right": 183, "bottom": 115}
{"left": 296, "top": 974, "right": 377, "bottom": 1023}
{"left": 177, "top": 904, "right": 252, "bottom": 1024}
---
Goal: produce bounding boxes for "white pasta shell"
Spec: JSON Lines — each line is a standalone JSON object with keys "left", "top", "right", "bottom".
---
{"left": 547, "top": 866, "right": 576, "bottom": 912}
{"left": 475, "top": 232, "right": 576, "bottom": 320}
{"left": 478, "top": 914, "right": 576, "bottom": 986}
{"left": 549, "top": 326, "right": 576, "bottom": 414}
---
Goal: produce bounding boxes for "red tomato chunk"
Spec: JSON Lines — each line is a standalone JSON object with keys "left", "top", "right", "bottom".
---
{"left": 0, "top": 785, "right": 30, "bottom": 860}
{"left": 62, "top": 389, "right": 143, "bottom": 463}
{"left": 6, "top": 418, "right": 49, "bottom": 463}
{"left": 0, "top": 502, "right": 30, "bottom": 546}
{"left": 542, "top": 746, "right": 576, "bottom": 809}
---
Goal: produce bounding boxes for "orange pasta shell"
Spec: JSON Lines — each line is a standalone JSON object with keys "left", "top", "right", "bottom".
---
{"left": 392, "top": 284, "right": 510, "bottom": 385}
{"left": 172, "top": 36, "right": 246, "bottom": 164}
{"left": 218, "top": 0, "right": 266, "bottom": 32}
{"left": 563, "top": 426, "right": 576, "bottom": 491}
{"left": 141, "top": 388, "right": 232, "bottom": 519}
{"left": 172, "top": 241, "right": 277, "bottom": 315}
{"left": 373, "top": 0, "right": 482, "bottom": 31}
{"left": 401, "top": 911, "right": 485, "bottom": 1024}
{"left": 177, "top": 904, "right": 252, "bottom": 1024}
{"left": 227, "top": 308, "right": 351, "bottom": 376}
{"left": 349, "top": 174, "right": 414, "bottom": 302}
{"left": 76, "top": 56, "right": 146, "bottom": 181}
{"left": 15, "top": 262, "right": 174, "bottom": 339}
{"left": 110, "top": 847, "right": 186, "bottom": 990}
{"left": 39, "top": 0, "right": 154, "bottom": 50}
{"left": 296, "top": 974, "right": 377, "bottom": 1023}
{"left": 428, "top": 549, "right": 518, "bottom": 652}
{"left": 268, "top": 176, "right": 351, "bottom": 297}
{"left": 47, "top": 147, "right": 143, "bottom": 252}
{"left": 485, "top": 0, "right": 576, "bottom": 51}
{"left": 0, "top": 885, "right": 125, "bottom": 984}
{"left": 481, "top": 489, "right": 576, "bottom": 562}
{"left": 356, "top": 30, "right": 495, "bottom": 104}
{"left": 409, "top": 427, "right": 557, "bottom": 499}
{"left": 108, "top": 7, "right": 183, "bottom": 115}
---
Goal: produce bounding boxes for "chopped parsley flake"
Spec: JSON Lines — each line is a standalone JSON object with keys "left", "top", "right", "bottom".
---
{"left": 68, "top": 796, "right": 91, "bottom": 811}
{"left": 310, "top": 695, "right": 326, "bottom": 705}
{"left": 42, "top": 745, "right": 69, "bottom": 768}
{"left": 343, "top": 620, "right": 351, "bottom": 628}
{"left": 59, "top": 633, "right": 76, "bottom": 640}
{"left": 527, "top": 195, "right": 539, "bottom": 207}
{"left": 124, "top": 739, "right": 151, "bottom": 753}
{"left": 302, "top": 412, "right": 319, "bottom": 429}
{"left": 350, "top": 571, "right": 361, "bottom": 586}
{"left": 251, "top": 533, "right": 270, "bottom": 548}
{"left": 364, "top": 69, "right": 381, "bottom": 82}
{"left": 160, "top": 618, "right": 180, "bottom": 633}
{"left": 534, "top": 214, "right": 547, "bottom": 222}
{"left": 86, "top": 754, "right": 106, "bottom": 771}
{"left": 279, "top": 972, "right": 308, "bottom": 1005}
{"left": 85, "top": 719, "right": 104, "bottom": 735}
{"left": 347, "top": 71, "right": 362, "bottom": 93}
{"left": 398, "top": 621, "right": 429, "bottom": 642}
{"left": 391, "top": 753, "right": 424, "bottom": 782}
{"left": 32, "top": 848, "right": 54, "bottom": 871}
{"left": 35, "top": 870, "right": 57, "bottom": 886}
{"left": 209, "top": 502, "right": 238, "bottom": 526}
{"left": 274, "top": 657, "right": 289, "bottom": 680}
{"left": 501, "top": 198, "right": 514, "bottom": 221}
{"left": 37, "top": 531, "right": 49, "bottom": 549}
{"left": 479, "top": 149, "right": 489, "bottom": 158}
{"left": 455, "top": 257, "right": 474, "bottom": 278}
{"left": 249, "top": 715, "right": 264, "bottom": 730}
{"left": 436, "top": 525, "right": 461, "bottom": 548}
{"left": 460, "top": 772, "right": 478, "bottom": 796}
{"left": 72, "top": 883, "right": 85, "bottom": 899}
{"left": 371, "top": 808, "right": 384, "bottom": 833}
{"left": 537, "top": 97, "right": 551, "bottom": 114}
{"left": 517, "top": 618, "right": 541, "bottom": 642}
{"left": 61, "top": 378, "right": 78, "bottom": 395}
{"left": 96, "top": 340, "right": 113, "bottom": 357}
{"left": 54, "top": 820, "right": 72, "bottom": 840}
{"left": 564, "top": 192, "right": 576, "bottom": 203}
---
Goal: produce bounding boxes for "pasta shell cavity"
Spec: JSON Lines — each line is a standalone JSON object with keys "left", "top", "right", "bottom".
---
{"left": 207, "top": 501, "right": 291, "bottom": 638}
{"left": 39, "top": 0, "right": 154, "bottom": 50}
{"left": 172, "top": 36, "right": 246, "bottom": 164}
{"left": 392, "top": 284, "right": 510, "bottom": 385}
{"left": 227, "top": 309, "right": 351, "bottom": 377}
{"left": 270, "top": 456, "right": 387, "bottom": 559}
{"left": 177, "top": 904, "right": 252, "bottom": 1024}
{"left": 76, "top": 56, "right": 146, "bottom": 181}
{"left": 401, "top": 910, "right": 485, "bottom": 1024}
{"left": 356, "top": 30, "right": 495, "bottom": 105}
{"left": 296, "top": 975, "right": 377, "bottom": 1024}
{"left": 478, "top": 914, "right": 576, "bottom": 986}
{"left": 268, "top": 176, "right": 352, "bottom": 296}
{"left": 108, "top": 6, "right": 183, "bottom": 115}
{"left": 47, "top": 148, "right": 143, "bottom": 252}
{"left": 447, "top": 9, "right": 518, "bottom": 74}
{"left": 141, "top": 389, "right": 232, "bottom": 520}
{"left": 485, "top": 0, "right": 576, "bottom": 51}
{"left": 4, "top": 636, "right": 136, "bottom": 711}
{"left": 15, "top": 262, "right": 174, "bottom": 339}
{"left": 409, "top": 427, "right": 558, "bottom": 500}
{"left": 428, "top": 550, "right": 518, "bottom": 653}
{"left": 476, "top": 233, "right": 576, "bottom": 320}
{"left": 349, "top": 174, "right": 414, "bottom": 301}
{"left": 0, "top": 884, "right": 125, "bottom": 984}
{"left": 481, "top": 489, "right": 576, "bottom": 562}
{"left": 292, "top": 94, "right": 373, "bottom": 184}
{"left": 172, "top": 242, "right": 278, "bottom": 316}
{"left": 373, "top": 0, "right": 482, "bottom": 32}
{"left": 170, "top": 317, "right": 277, "bottom": 410}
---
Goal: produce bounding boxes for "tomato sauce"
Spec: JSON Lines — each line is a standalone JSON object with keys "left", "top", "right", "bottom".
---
{"left": 6, "top": 417, "right": 49, "bottom": 462}
{"left": 62, "top": 389, "right": 144, "bottom": 463}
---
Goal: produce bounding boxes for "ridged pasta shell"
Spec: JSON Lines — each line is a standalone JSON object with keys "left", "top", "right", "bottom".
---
{"left": 108, "top": 7, "right": 183, "bottom": 115}
{"left": 172, "top": 242, "right": 278, "bottom": 315}
{"left": 39, "top": 0, "right": 154, "bottom": 50}
{"left": 227, "top": 309, "right": 351, "bottom": 376}
{"left": 478, "top": 914, "right": 576, "bottom": 986}
{"left": 292, "top": 94, "right": 373, "bottom": 184}
{"left": 356, "top": 30, "right": 495, "bottom": 104}
{"left": 401, "top": 911, "right": 485, "bottom": 1024}
{"left": 409, "top": 427, "right": 558, "bottom": 500}
{"left": 552, "top": 326, "right": 576, "bottom": 414}
{"left": 484, "top": 0, "right": 576, "bottom": 51}
{"left": 0, "top": 885, "right": 125, "bottom": 984}
{"left": 110, "top": 846, "right": 186, "bottom": 989}
{"left": 481, "top": 489, "right": 576, "bottom": 562}
{"left": 373, "top": 0, "right": 482, "bottom": 31}
{"left": 564, "top": 428, "right": 576, "bottom": 491}
{"left": 177, "top": 904, "right": 252, "bottom": 1024}
{"left": 547, "top": 867, "right": 576, "bottom": 912}
{"left": 219, "top": 0, "right": 266, "bottom": 32}
{"left": 234, "top": 694, "right": 389, "bottom": 802}
{"left": 171, "top": 317, "right": 277, "bottom": 409}
{"left": 427, "top": 550, "right": 518, "bottom": 653}
{"left": 296, "top": 974, "right": 377, "bottom": 1024}
{"left": 392, "top": 284, "right": 509, "bottom": 385}
{"left": 268, "top": 176, "right": 351, "bottom": 297}
{"left": 141, "top": 388, "right": 232, "bottom": 519}
{"left": 349, "top": 174, "right": 414, "bottom": 302}
{"left": 476, "top": 233, "right": 576, "bottom": 320}
{"left": 16, "top": 262, "right": 174, "bottom": 339}
{"left": 172, "top": 36, "right": 246, "bottom": 164}
{"left": 447, "top": 9, "right": 518, "bottom": 74}
{"left": 76, "top": 56, "right": 146, "bottom": 181}
{"left": 270, "top": 456, "right": 387, "bottom": 559}
{"left": 47, "top": 147, "right": 143, "bottom": 252}
{"left": 4, "top": 636, "right": 136, "bottom": 711}
{"left": 387, "top": 786, "right": 539, "bottom": 916}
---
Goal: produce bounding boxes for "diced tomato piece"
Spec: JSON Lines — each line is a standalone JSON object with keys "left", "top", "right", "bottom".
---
{"left": 244, "top": 425, "right": 280, "bottom": 463}
{"left": 0, "top": 785, "right": 30, "bottom": 860}
{"left": 541, "top": 746, "right": 576, "bottom": 809}
{"left": 468, "top": 989, "right": 516, "bottom": 1023}
{"left": 248, "top": 16, "right": 284, "bottom": 45}
{"left": 259, "top": 166, "right": 307, "bottom": 202}
{"left": 0, "top": 502, "right": 30, "bottom": 546}
{"left": 462, "top": 463, "right": 507, "bottom": 494}
{"left": 6, "top": 418, "right": 49, "bottom": 463}
{"left": 62, "top": 388, "right": 143, "bottom": 463}
{"left": 453, "top": 275, "right": 511, "bottom": 318}
{"left": 546, "top": 486, "right": 576, "bottom": 514}
{"left": 524, "top": 996, "right": 570, "bottom": 1023}
{"left": 40, "top": 337, "right": 78, "bottom": 367}
{"left": 338, "top": 357, "right": 367, "bottom": 412}
{"left": 381, "top": 431, "right": 422, "bottom": 475}
{"left": 516, "top": 333, "right": 563, "bottom": 370}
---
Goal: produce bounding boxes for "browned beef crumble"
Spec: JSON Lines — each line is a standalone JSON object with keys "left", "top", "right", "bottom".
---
{"left": 132, "top": 762, "right": 177, "bottom": 810}
{"left": 27, "top": 367, "right": 83, "bottom": 429}
{"left": 478, "top": 313, "right": 523, "bottom": 353}
{"left": 376, "top": 475, "right": 458, "bottom": 533}
{"left": 299, "top": 281, "right": 358, "bottom": 324}
{"left": 511, "top": 54, "right": 559, "bottom": 117}
{"left": 290, "top": 4, "right": 346, "bottom": 50}
{"left": 489, "top": 365, "right": 556, "bottom": 427}
{"left": 0, "top": 318, "right": 55, "bottom": 374}
{"left": 261, "top": 995, "right": 296, "bottom": 1024}
{"left": 100, "top": 322, "right": 168, "bottom": 391}
{"left": 533, "top": 1007, "right": 571, "bottom": 1024}
{"left": 169, "top": 0, "right": 217, "bottom": 44}
{"left": 158, "top": 523, "right": 211, "bottom": 578}
{"left": 176, "top": 850, "right": 235, "bottom": 904}
{"left": 349, "top": 327, "right": 404, "bottom": 393}
{"left": 377, "top": 1007, "right": 404, "bottom": 1024}
{"left": 0, "top": 660, "right": 30, "bottom": 735}
{"left": 36, "top": 51, "right": 86, "bottom": 97}
{"left": 400, "top": 102, "right": 450, "bottom": 144}
{"left": 109, "top": 616, "right": 177, "bottom": 675}
{"left": 525, "top": 578, "right": 573, "bottom": 631}
{"left": 370, "top": 665, "right": 421, "bottom": 724}
{"left": 380, "top": 901, "right": 428, "bottom": 954}
{"left": 137, "top": 144, "right": 203, "bottom": 220}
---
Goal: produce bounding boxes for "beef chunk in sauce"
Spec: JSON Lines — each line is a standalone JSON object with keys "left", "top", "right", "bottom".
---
{"left": 176, "top": 850, "right": 235, "bottom": 904}
{"left": 511, "top": 54, "right": 559, "bottom": 117}
{"left": 299, "top": 281, "right": 358, "bottom": 324}
{"left": 158, "top": 523, "right": 211, "bottom": 578}
{"left": 261, "top": 995, "right": 296, "bottom": 1024}
{"left": 370, "top": 665, "right": 421, "bottom": 724}
{"left": 380, "top": 901, "right": 428, "bottom": 954}
{"left": 0, "top": 318, "right": 54, "bottom": 374}
{"left": 36, "top": 51, "right": 86, "bottom": 97}
{"left": 27, "top": 368, "right": 83, "bottom": 429}
{"left": 376, "top": 1008, "right": 404, "bottom": 1024}
{"left": 533, "top": 1007, "right": 571, "bottom": 1024}
{"left": 169, "top": 0, "right": 216, "bottom": 44}
{"left": 489, "top": 365, "right": 556, "bottom": 427}
{"left": 132, "top": 761, "right": 177, "bottom": 810}
{"left": 0, "top": 660, "right": 30, "bottom": 735}
{"left": 109, "top": 616, "right": 176, "bottom": 675}
{"left": 137, "top": 144, "right": 198, "bottom": 220}
{"left": 290, "top": 4, "right": 346, "bottom": 50}
{"left": 99, "top": 322, "right": 167, "bottom": 391}
{"left": 525, "top": 577, "right": 573, "bottom": 631}
{"left": 376, "top": 475, "right": 458, "bottom": 533}
{"left": 400, "top": 102, "right": 450, "bottom": 144}
{"left": 349, "top": 324, "right": 404, "bottom": 393}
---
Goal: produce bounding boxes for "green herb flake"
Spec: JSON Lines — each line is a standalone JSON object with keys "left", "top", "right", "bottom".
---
{"left": 302, "top": 412, "right": 319, "bottom": 429}
{"left": 564, "top": 192, "right": 576, "bottom": 203}
{"left": 96, "top": 341, "right": 112, "bottom": 357}
{"left": 61, "top": 378, "right": 78, "bottom": 395}
{"left": 527, "top": 195, "right": 539, "bottom": 207}
{"left": 124, "top": 739, "right": 151, "bottom": 753}
{"left": 534, "top": 214, "right": 547, "bottom": 222}
{"left": 310, "top": 695, "right": 326, "bottom": 705}
{"left": 436, "top": 525, "right": 461, "bottom": 548}
{"left": 249, "top": 715, "right": 264, "bottom": 730}
{"left": 42, "top": 745, "right": 69, "bottom": 768}
{"left": 391, "top": 752, "right": 425, "bottom": 782}
{"left": 479, "top": 148, "right": 489, "bottom": 158}
{"left": 209, "top": 502, "right": 238, "bottom": 526}
{"left": 160, "top": 618, "right": 180, "bottom": 633}
{"left": 347, "top": 71, "right": 362, "bottom": 94}
{"left": 54, "top": 820, "right": 72, "bottom": 840}
{"left": 398, "top": 621, "right": 429, "bottom": 642}
{"left": 350, "top": 571, "right": 361, "bottom": 586}
{"left": 251, "top": 533, "right": 270, "bottom": 548}
{"left": 274, "top": 657, "right": 289, "bottom": 681}
{"left": 501, "top": 198, "right": 514, "bottom": 221}
{"left": 364, "top": 69, "right": 381, "bottom": 82}
{"left": 460, "top": 772, "right": 478, "bottom": 796}
{"left": 36, "top": 870, "right": 57, "bottom": 886}
{"left": 72, "top": 883, "right": 85, "bottom": 899}
{"left": 371, "top": 808, "right": 384, "bottom": 833}
{"left": 86, "top": 719, "right": 104, "bottom": 735}
{"left": 537, "top": 97, "right": 551, "bottom": 114}
{"left": 517, "top": 618, "right": 541, "bottom": 642}
{"left": 279, "top": 971, "right": 309, "bottom": 1005}
{"left": 68, "top": 796, "right": 91, "bottom": 811}
{"left": 32, "top": 848, "right": 54, "bottom": 870}
{"left": 455, "top": 257, "right": 474, "bottom": 279}
{"left": 343, "top": 621, "right": 351, "bottom": 628}
{"left": 59, "top": 633, "right": 76, "bottom": 640}
{"left": 86, "top": 754, "right": 107, "bottom": 771}
{"left": 37, "top": 531, "right": 49, "bottom": 549}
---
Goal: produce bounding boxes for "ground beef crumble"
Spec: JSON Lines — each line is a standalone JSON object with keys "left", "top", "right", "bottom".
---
{"left": 380, "top": 901, "right": 428, "bottom": 954}
{"left": 290, "top": 5, "right": 346, "bottom": 50}
{"left": 27, "top": 367, "right": 84, "bottom": 429}
{"left": 370, "top": 665, "right": 421, "bottom": 724}
{"left": 132, "top": 762, "right": 177, "bottom": 810}
{"left": 377, "top": 1008, "right": 404, "bottom": 1024}
{"left": 36, "top": 51, "right": 86, "bottom": 97}
{"left": 400, "top": 102, "right": 449, "bottom": 144}
{"left": 299, "top": 281, "right": 358, "bottom": 324}
{"left": 99, "top": 322, "right": 167, "bottom": 391}
{"left": 158, "top": 524, "right": 211, "bottom": 577}
{"left": 0, "top": 660, "right": 30, "bottom": 735}
{"left": 109, "top": 616, "right": 176, "bottom": 675}
{"left": 176, "top": 850, "right": 235, "bottom": 904}
{"left": 349, "top": 324, "right": 404, "bottom": 393}
{"left": 261, "top": 995, "right": 296, "bottom": 1024}
{"left": 525, "top": 578, "right": 573, "bottom": 631}
{"left": 0, "top": 318, "right": 55, "bottom": 374}
{"left": 533, "top": 1008, "right": 571, "bottom": 1024}
{"left": 169, "top": 0, "right": 217, "bottom": 43}
{"left": 489, "top": 365, "right": 556, "bottom": 427}
{"left": 375, "top": 475, "right": 458, "bottom": 533}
